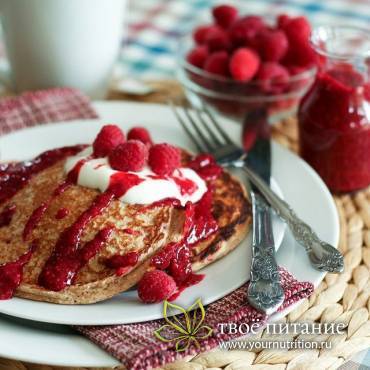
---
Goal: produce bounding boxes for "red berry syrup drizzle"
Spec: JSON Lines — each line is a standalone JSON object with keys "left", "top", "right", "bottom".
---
{"left": 0, "top": 203, "right": 16, "bottom": 228}
{"left": 38, "top": 191, "right": 116, "bottom": 291}
{"left": 105, "top": 251, "right": 139, "bottom": 276}
{"left": 22, "top": 156, "right": 92, "bottom": 241}
{"left": 147, "top": 154, "right": 223, "bottom": 301}
{"left": 171, "top": 171, "right": 199, "bottom": 195}
{"left": 23, "top": 181, "right": 71, "bottom": 240}
{"left": 55, "top": 208, "right": 70, "bottom": 220}
{"left": 0, "top": 242, "right": 38, "bottom": 300}
{"left": 38, "top": 170, "right": 144, "bottom": 291}
{"left": 0, "top": 145, "right": 85, "bottom": 300}
{"left": 0, "top": 146, "right": 85, "bottom": 206}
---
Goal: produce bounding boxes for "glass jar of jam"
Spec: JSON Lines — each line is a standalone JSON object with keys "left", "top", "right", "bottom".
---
{"left": 298, "top": 26, "right": 370, "bottom": 192}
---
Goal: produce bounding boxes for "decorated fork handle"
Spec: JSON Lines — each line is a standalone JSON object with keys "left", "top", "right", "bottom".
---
{"left": 235, "top": 162, "right": 344, "bottom": 273}
{"left": 247, "top": 191, "right": 284, "bottom": 315}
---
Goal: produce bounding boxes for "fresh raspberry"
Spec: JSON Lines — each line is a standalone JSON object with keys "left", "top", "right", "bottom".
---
{"left": 186, "top": 45, "right": 209, "bottom": 69}
{"left": 212, "top": 5, "right": 238, "bottom": 28}
{"left": 256, "top": 62, "right": 290, "bottom": 93}
{"left": 254, "top": 29, "right": 289, "bottom": 62}
{"left": 127, "top": 126, "right": 153, "bottom": 146}
{"left": 137, "top": 270, "right": 177, "bottom": 303}
{"left": 188, "top": 153, "right": 222, "bottom": 180}
{"left": 93, "top": 124, "right": 125, "bottom": 157}
{"left": 204, "top": 51, "right": 230, "bottom": 77}
{"left": 277, "top": 14, "right": 291, "bottom": 29}
{"left": 284, "top": 40, "right": 318, "bottom": 67}
{"left": 282, "top": 16, "right": 311, "bottom": 45}
{"left": 204, "top": 27, "right": 231, "bottom": 51}
{"left": 148, "top": 143, "right": 181, "bottom": 176}
{"left": 109, "top": 140, "right": 148, "bottom": 172}
{"left": 229, "top": 48, "right": 260, "bottom": 82}
{"left": 193, "top": 24, "right": 220, "bottom": 44}
{"left": 229, "top": 16, "right": 265, "bottom": 47}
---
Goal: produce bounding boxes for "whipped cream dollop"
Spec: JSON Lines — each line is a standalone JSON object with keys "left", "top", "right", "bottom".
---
{"left": 64, "top": 147, "right": 207, "bottom": 205}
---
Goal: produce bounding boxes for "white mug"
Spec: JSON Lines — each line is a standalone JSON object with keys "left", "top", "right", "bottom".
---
{"left": 0, "top": 0, "right": 126, "bottom": 98}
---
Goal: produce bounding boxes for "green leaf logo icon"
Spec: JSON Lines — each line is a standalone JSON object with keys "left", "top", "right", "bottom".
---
{"left": 154, "top": 299, "right": 213, "bottom": 352}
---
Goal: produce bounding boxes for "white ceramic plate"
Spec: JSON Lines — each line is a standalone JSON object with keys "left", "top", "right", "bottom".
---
{"left": 0, "top": 102, "right": 339, "bottom": 367}
{"left": 0, "top": 102, "right": 286, "bottom": 325}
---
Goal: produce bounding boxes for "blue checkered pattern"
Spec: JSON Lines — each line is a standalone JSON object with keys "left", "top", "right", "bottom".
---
{"left": 120, "top": 0, "right": 370, "bottom": 78}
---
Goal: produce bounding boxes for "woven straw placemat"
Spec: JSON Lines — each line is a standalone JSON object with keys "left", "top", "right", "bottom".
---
{"left": 1, "top": 81, "right": 370, "bottom": 370}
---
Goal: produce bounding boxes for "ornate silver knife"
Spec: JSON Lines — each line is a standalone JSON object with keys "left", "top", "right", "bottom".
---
{"left": 244, "top": 109, "right": 284, "bottom": 315}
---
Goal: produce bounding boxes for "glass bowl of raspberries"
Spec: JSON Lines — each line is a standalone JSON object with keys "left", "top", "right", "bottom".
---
{"left": 177, "top": 4, "right": 318, "bottom": 122}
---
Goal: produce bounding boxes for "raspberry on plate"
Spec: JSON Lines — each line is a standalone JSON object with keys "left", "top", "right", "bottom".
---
{"left": 127, "top": 126, "right": 153, "bottom": 146}
{"left": 204, "top": 51, "right": 229, "bottom": 77}
{"left": 256, "top": 62, "right": 290, "bottom": 93}
{"left": 186, "top": 45, "right": 209, "bottom": 68}
{"left": 148, "top": 143, "right": 181, "bottom": 176}
{"left": 212, "top": 4, "right": 238, "bottom": 29}
{"left": 229, "top": 15, "right": 265, "bottom": 47}
{"left": 93, "top": 124, "right": 125, "bottom": 158}
{"left": 193, "top": 24, "right": 220, "bottom": 44}
{"left": 229, "top": 48, "right": 260, "bottom": 82}
{"left": 137, "top": 270, "right": 177, "bottom": 303}
{"left": 254, "top": 29, "right": 289, "bottom": 62}
{"left": 109, "top": 140, "right": 148, "bottom": 172}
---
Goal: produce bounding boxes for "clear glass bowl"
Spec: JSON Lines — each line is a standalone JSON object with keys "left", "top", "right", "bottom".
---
{"left": 177, "top": 34, "right": 317, "bottom": 123}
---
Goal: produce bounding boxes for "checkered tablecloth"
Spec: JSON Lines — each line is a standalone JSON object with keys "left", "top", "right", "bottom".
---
{"left": 120, "top": 0, "right": 370, "bottom": 78}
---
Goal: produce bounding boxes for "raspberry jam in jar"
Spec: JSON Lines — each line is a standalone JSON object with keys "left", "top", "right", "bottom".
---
{"left": 298, "top": 26, "right": 370, "bottom": 192}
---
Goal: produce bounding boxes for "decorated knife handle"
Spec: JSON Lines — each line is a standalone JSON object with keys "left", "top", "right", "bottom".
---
{"left": 248, "top": 191, "right": 285, "bottom": 315}
{"left": 239, "top": 164, "right": 344, "bottom": 273}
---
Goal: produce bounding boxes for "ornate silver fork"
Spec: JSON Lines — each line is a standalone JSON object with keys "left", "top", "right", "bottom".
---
{"left": 170, "top": 103, "right": 344, "bottom": 277}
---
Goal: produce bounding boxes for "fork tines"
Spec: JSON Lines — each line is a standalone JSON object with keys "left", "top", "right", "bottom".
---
{"left": 169, "top": 101, "right": 233, "bottom": 153}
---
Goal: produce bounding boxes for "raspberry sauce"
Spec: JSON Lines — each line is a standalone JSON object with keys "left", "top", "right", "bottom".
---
{"left": 55, "top": 208, "right": 70, "bottom": 220}
{"left": 299, "top": 68, "right": 370, "bottom": 191}
{"left": 298, "top": 26, "right": 370, "bottom": 192}
{"left": 108, "top": 172, "right": 143, "bottom": 198}
{"left": 188, "top": 154, "right": 223, "bottom": 181}
{"left": 105, "top": 252, "right": 139, "bottom": 276}
{"left": 121, "top": 228, "right": 138, "bottom": 235}
{"left": 148, "top": 188, "right": 219, "bottom": 301}
{"left": 0, "top": 146, "right": 84, "bottom": 299}
{"left": 0, "top": 145, "right": 84, "bottom": 206}
{"left": 173, "top": 176, "right": 198, "bottom": 195}
{"left": 23, "top": 181, "right": 71, "bottom": 240}
{"left": 38, "top": 168, "right": 144, "bottom": 291}
{"left": 186, "top": 190, "right": 219, "bottom": 246}
{"left": 0, "top": 203, "right": 16, "bottom": 228}
{"left": 0, "top": 243, "right": 37, "bottom": 300}
{"left": 38, "top": 193, "right": 115, "bottom": 291}
{"left": 39, "top": 227, "right": 114, "bottom": 291}
{"left": 168, "top": 273, "right": 205, "bottom": 301}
